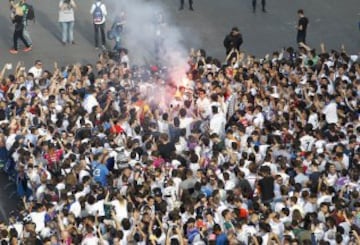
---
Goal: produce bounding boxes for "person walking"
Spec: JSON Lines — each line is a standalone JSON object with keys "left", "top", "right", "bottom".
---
{"left": 223, "top": 27, "right": 243, "bottom": 55}
{"left": 297, "top": 9, "right": 309, "bottom": 45}
{"left": 108, "top": 11, "right": 126, "bottom": 50}
{"left": 90, "top": 0, "right": 107, "bottom": 49}
{"left": 252, "top": 0, "right": 266, "bottom": 13}
{"left": 58, "top": 0, "right": 76, "bottom": 45}
{"left": 10, "top": 0, "right": 32, "bottom": 47}
{"left": 179, "top": 0, "right": 194, "bottom": 11}
{"left": 9, "top": 6, "right": 32, "bottom": 54}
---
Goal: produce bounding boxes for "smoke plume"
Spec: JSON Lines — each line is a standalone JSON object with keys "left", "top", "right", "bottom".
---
{"left": 108, "top": 0, "right": 189, "bottom": 72}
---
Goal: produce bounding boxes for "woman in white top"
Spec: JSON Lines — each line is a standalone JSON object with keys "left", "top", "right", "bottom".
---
{"left": 58, "top": 0, "right": 76, "bottom": 45}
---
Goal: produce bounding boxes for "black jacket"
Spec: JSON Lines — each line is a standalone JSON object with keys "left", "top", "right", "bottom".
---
{"left": 223, "top": 32, "right": 243, "bottom": 54}
{"left": 12, "top": 15, "right": 24, "bottom": 31}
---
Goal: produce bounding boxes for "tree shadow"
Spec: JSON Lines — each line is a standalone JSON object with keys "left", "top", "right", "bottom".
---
{"left": 74, "top": 8, "right": 94, "bottom": 46}
{"left": 35, "top": 9, "right": 62, "bottom": 43}
{"left": 75, "top": 18, "right": 94, "bottom": 45}
{"left": 0, "top": 15, "right": 13, "bottom": 48}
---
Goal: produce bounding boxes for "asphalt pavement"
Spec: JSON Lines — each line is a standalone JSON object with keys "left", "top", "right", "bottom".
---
{"left": 0, "top": 0, "right": 358, "bottom": 68}
{"left": 0, "top": 0, "right": 359, "bottom": 221}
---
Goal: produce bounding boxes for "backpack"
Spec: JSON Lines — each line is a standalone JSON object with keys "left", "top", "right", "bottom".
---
{"left": 26, "top": 4, "right": 35, "bottom": 21}
{"left": 93, "top": 2, "right": 103, "bottom": 24}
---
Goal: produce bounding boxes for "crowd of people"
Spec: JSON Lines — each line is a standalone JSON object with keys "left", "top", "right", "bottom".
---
{"left": 2, "top": 2, "right": 360, "bottom": 244}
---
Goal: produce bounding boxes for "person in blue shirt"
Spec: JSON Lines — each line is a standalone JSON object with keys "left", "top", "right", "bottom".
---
{"left": 91, "top": 152, "right": 110, "bottom": 186}
{"left": 0, "top": 137, "right": 8, "bottom": 170}
{"left": 213, "top": 224, "right": 229, "bottom": 245}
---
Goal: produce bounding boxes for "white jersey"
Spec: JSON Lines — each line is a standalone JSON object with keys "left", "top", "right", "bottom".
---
{"left": 308, "top": 113, "right": 319, "bottom": 129}
{"left": 300, "top": 134, "right": 316, "bottom": 152}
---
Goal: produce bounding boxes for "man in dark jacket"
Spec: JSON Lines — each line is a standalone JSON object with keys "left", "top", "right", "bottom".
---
{"left": 252, "top": 0, "right": 266, "bottom": 13}
{"left": 9, "top": 6, "right": 32, "bottom": 54}
{"left": 223, "top": 27, "right": 243, "bottom": 55}
{"left": 179, "top": 0, "right": 194, "bottom": 11}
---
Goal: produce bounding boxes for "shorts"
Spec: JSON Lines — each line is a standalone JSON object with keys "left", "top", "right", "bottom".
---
{"left": 297, "top": 33, "right": 306, "bottom": 43}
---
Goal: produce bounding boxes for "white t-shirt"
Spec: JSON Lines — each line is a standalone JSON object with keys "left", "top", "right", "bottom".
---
{"left": 86, "top": 200, "right": 105, "bottom": 216}
{"left": 79, "top": 169, "right": 91, "bottom": 183}
{"left": 308, "top": 113, "right": 319, "bottom": 129}
{"left": 300, "top": 134, "right": 316, "bottom": 152}
{"left": 209, "top": 113, "right": 226, "bottom": 138}
{"left": 30, "top": 211, "right": 46, "bottom": 233}
{"left": 158, "top": 120, "right": 169, "bottom": 134}
{"left": 224, "top": 179, "right": 236, "bottom": 191}
{"left": 197, "top": 97, "right": 211, "bottom": 119}
{"left": 303, "top": 201, "right": 316, "bottom": 214}
{"left": 81, "top": 234, "right": 99, "bottom": 245}
{"left": 58, "top": 0, "right": 75, "bottom": 22}
{"left": 269, "top": 220, "right": 284, "bottom": 238}
{"left": 121, "top": 229, "right": 131, "bottom": 245}
{"left": 179, "top": 116, "right": 193, "bottom": 137}
{"left": 28, "top": 66, "right": 43, "bottom": 80}
{"left": 316, "top": 194, "right": 332, "bottom": 207}
{"left": 334, "top": 154, "right": 349, "bottom": 170}
{"left": 111, "top": 199, "right": 128, "bottom": 222}
{"left": 28, "top": 169, "right": 40, "bottom": 187}
{"left": 82, "top": 94, "right": 99, "bottom": 114}
{"left": 74, "top": 190, "right": 87, "bottom": 201}
{"left": 69, "top": 201, "right": 81, "bottom": 218}
{"left": 326, "top": 173, "right": 338, "bottom": 186}
{"left": 262, "top": 162, "right": 277, "bottom": 176}
{"left": 120, "top": 55, "right": 130, "bottom": 67}
{"left": 35, "top": 184, "right": 47, "bottom": 201}
{"left": 322, "top": 102, "right": 338, "bottom": 124}
{"left": 5, "top": 133, "right": 16, "bottom": 151}
{"left": 253, "top": 112, "right": 264, "bottom": 129}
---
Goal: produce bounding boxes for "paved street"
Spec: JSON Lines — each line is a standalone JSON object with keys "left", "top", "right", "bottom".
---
{"left": 0, "top": 0, "right": 358, "bottom": 68}
{"left": 0, "top": 0, "right": 358, "bottom": 221}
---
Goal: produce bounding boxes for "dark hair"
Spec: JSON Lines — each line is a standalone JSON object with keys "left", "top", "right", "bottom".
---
{"left": 231, "top": 27, "right": 239, "bottom": 32}
{"left": 121, "top": 218, "right": 131, "bottom": 230}
{"left": 213, "top": 224, "right": 221, "bottom": 233}
{"left": 170, "top": 238, "right": 180, "bottom": 245}
{"left": 179, "top": 108, "right": 186, "bottom": 117}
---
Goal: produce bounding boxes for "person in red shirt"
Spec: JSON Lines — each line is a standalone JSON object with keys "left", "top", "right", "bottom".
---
{"left": 43, "top": 141, "right": 64, "bottom": 171}
{"left": 110, "top": 119, "right": 124, "bottom": 134}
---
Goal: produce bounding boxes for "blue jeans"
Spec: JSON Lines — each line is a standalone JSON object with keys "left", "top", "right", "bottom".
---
{"left": 23, "top": 25, "right": 32, "bottom": 46}
{"left": 60, "top": 21, "right": 74, "bottom": 43}
{"left": 114, "top": 35, "right": 121, "bottom": 50}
